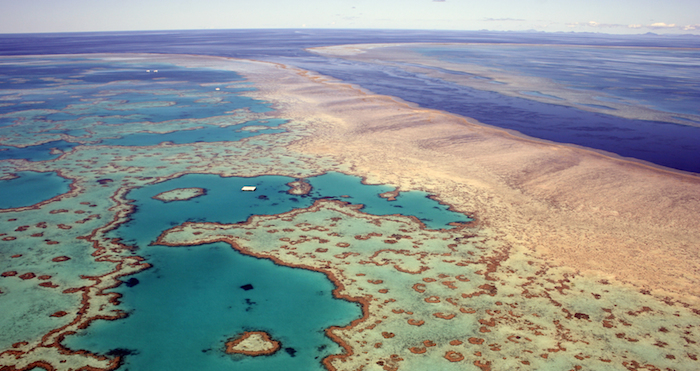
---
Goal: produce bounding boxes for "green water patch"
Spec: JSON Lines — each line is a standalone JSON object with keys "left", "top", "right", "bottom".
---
{"left": 0, "top": 171, "right": 71, "bottom": 209}
{"left": 44, "top": 128, "right": 90, "bottom": 137}
{"left": 44, "top": 87, "right": 273, "bottom": 125}
{"left": 0, "top": 117, "right": 15, "bottom": 127}
{"left": 0, "top": 119, "right": 287, "bottom": 162}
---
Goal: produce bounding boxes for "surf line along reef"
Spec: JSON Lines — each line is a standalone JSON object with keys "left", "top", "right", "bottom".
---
{"left": 1, "top": 52, "right": 699, "bottom": 371}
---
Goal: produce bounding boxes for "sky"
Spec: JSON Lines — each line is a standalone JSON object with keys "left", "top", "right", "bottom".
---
{"left": 0, "top": 0, "right": 698, "bottom": 35}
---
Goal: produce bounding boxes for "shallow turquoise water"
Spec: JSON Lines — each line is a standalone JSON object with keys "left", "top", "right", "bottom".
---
{"left": 114, "top": 172, "right": 470, "bottom": 247}
{"left": 44, "top": 87, "right": 272, "bottom": 125}
{"left": 99, "top": 119, "right": 287, "bottom": 147}
{"left": 307, "top": 172, "right": 471, "bottom": 229}
{"left": 0, "top": 117, "right": 15, "bottom": 127}
{"left": 66, "top": 242, "right": 357, "bottom": 371}
{"left": 112, "top": 174, "right": 315, "bottom": 246}
{"left": 66, "top": 172, "right": 471, "bottom": 370}
{"left": 0, "top": 171, "right": 71, "bottom": 209}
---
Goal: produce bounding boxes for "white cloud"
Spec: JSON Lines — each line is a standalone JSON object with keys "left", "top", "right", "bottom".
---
{"left": 483, "top": 18, "right": 525, "bottom": 22}
{"left": 562, "top": 20, "right": 700, "bottom": 33}
{"left": 586, "top": 21, "right": 625, "bottom": 28}
{"left": 648, "top": 22, "right": 676, "bottom": 29}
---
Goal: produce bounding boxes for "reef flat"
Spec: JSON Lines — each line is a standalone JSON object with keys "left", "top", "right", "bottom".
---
{"left": 1, "top": 52, "right": 699, "bottom": 371}
{"left": 157, "top": 199, "right": 699, "bottom": 370}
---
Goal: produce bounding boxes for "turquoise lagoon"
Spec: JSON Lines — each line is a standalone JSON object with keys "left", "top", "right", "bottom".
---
{"left": 65, "top": 172, "right": 471, "bottom": 370}
{"left": 67, "top": 241, "right": 358, "bottom": 371}
{"left": 0, "top": 171, "right": 71, "bottom": 209}
{"left": 306, "top": 171, "right": 471, "bottom": 229}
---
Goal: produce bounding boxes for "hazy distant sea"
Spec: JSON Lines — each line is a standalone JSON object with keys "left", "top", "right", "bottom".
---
{"left": 1, "top": 29, "right": 699, "bottom": 173}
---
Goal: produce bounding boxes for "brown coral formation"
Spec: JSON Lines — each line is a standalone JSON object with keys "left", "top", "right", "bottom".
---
{"left": 379, "top": 189, "right": 400, "bottom": 201}
{"left": 224, "top": 331, "right": 281, "bottom": 356}
{"left": 286, "top": 179, "right": 312, "bottom": 195}
{"left": 444, "top": 350, "right": 464, "bottom": 362}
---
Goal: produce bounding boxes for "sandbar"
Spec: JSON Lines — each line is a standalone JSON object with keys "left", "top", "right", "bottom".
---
{"left": 224, "top": 331, "right": 280, "bottom": 356}
{"left": 152, "top": 187, "right": 206, "bottom": 202}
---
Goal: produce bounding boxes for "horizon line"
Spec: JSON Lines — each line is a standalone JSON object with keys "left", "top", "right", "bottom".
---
{"left": 1, "top": 28, "right": 699, "bottom": 38}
